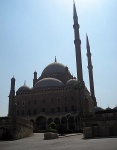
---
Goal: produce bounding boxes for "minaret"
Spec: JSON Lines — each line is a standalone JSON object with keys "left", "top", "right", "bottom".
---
{"left": 8, "top": 76, "right": 15, "bottom": 116}
{"left": 86, "top": 34, "right": 97, "bottom": 106}
{"left": 33, "top": 71, "right": 37, "bottom": 86}
{"left": 73, "top": 2, "right": 83, "bottom": 83}
{"left": 55, "top": 56, "right": 57, "bottom": 62}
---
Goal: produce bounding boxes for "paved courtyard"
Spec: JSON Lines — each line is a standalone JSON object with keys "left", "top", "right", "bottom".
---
{"left": 0, "top": 133, "right": 117, "bottom": 150}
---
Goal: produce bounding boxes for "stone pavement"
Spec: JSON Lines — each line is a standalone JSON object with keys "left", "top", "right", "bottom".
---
{"left": 0, "top": 133, "right": 117, "bottom": 150}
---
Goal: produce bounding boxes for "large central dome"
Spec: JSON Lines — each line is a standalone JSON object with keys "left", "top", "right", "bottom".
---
{"left": 41, "top": 62, "right": 70, "bottom": 75}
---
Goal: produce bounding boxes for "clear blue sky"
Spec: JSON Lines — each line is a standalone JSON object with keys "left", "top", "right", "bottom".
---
{"left": 0, "top": 0, "right": 117, "bottom": 116}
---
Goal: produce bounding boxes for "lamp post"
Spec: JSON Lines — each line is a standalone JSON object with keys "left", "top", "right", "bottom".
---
{"left": 65, "top": 113, "right": 71, "bottom": 131}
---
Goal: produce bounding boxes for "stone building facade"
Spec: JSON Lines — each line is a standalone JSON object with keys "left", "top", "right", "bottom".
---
{"left": 8, "top": 2, "right": 96, "bottom": 131}
{"left": 83, "top": 107, "right": 117, "bottom": 138}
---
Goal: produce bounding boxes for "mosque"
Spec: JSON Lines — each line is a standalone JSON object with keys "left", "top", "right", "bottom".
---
{"left": 8, "top": 3, "right": 112, "bottom": 132}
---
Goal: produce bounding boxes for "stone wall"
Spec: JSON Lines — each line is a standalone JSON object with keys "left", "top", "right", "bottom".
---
{"left": 0, "top": 116, "right": 33, "bottom": 140}
{"left": 44, "top": 132, "right": 59, "bottom": 140}
{"left": 83, "top": 127, "right": 92, "bottom": 139}
{"left": 83, "top": 111, "right": 117, "bottom": 138}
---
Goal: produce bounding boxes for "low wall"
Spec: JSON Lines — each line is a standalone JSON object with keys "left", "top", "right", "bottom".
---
{"left": 44, "top": 132, "right": 59, "bottom": 140}
{"left": 83, "top": 127, "right": 92, "bottom": 139}
{"left": 0, "top": 116, "right": 33, "bottom": 140}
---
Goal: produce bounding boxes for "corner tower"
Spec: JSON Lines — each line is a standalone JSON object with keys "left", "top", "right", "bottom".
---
{"left": 86, "top": 34, "right": 97, "bottom": 106}
{"left": 33, "top": 71, "right": 37, "bottom": 86}
{"left": 73, "top": 2, "right": 83, "bottom": 83}
{"left": 8, "top": 76, "right": 16, "bottom": 116}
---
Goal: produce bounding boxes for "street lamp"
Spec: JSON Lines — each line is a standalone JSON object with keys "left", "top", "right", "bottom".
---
{"left": 65, "top": 113, "right": 71, "bottom": 131}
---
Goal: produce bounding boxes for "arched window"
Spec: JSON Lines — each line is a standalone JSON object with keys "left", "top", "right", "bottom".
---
{"left": 22, "top": 110, "right": 25, "bottom": 115}
{"left": 22, "top": 100, "right": 25, "bottom": 106}
{"left": 34, "top": 109, "right": 37, "bottom": 115}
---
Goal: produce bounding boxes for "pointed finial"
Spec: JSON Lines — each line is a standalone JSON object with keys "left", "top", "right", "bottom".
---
{"left": 86, "top": 33, "right": 90, "bottom": 48}
{"left": 73, "top": 0, "right": 77, "bottom": 18}
{"left": 55, "top": 56, "right": 57, "bottom": 62}
{"left": 24, "top": 80, "right": 26, "bottom": 86}
{"left": 11, "top": 75, "right": 15, "bottom": 80}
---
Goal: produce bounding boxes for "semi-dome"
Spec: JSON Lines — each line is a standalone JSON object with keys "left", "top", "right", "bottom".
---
{"left": 34, "top": 77, "right": 64, "bottom": 88}
{"left": 91, "top": 106, "right": 104, "bottom": 112}
{"left": 41, "top": 62, "right": 70, "bottom": 75}
{"left": 17, "top": 85, "right": 30, "bottom": 92}
{"left": 66, "top": 79, "right": 77, "bottom": 85}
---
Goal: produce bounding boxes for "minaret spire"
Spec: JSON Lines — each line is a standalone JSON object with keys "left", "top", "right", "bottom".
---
{"left": 86, "top": 34, "right": 97, "bottom": 106}
{"left": 33, "top": 71, "right": 37, "bottom": 87}
{"left": 73, "top": 0, "right": 77, "bottom": 19}
{"left": 55, "top": 56, "right": 57, "bottom": 62}
{"left": 73, "top": 2, "right": 83, "bottom": 83}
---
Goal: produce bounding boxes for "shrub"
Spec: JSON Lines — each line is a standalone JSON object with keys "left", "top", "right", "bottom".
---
{"left": 48, "top": 122, "right": 57, "bottom": 130}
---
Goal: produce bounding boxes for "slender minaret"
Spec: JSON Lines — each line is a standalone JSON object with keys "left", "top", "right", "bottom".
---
{"left": 8, "top": 76, "right": 15, "bottom": 116}
{"left": 86, "top": 34, "right": 97, "bottom": 106}
{"left": 55, "top": 56, "right": 57, "bottom": 62}
{"left": 33, "top": 71, "right": 37, "bottom": 86}
{"left": 73, "top": 2, "right": 83, "bottom": 83}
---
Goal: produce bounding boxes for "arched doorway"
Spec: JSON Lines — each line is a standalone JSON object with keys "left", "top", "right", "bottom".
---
{"left": 54, "top": 118, "right": 60, "bottom": 128}
{"left": 92, "top": 123, "right": 99, "bottom": 137}
{"left": 61, "top": 117, "right": 67, "bottom": 131}
{"left": 54, "top": 118, "right": 60, "bottom": 125}
{"left": 69, "top": 117, "right": 75, "bottom": 131}
{"left": 36, "top": 116, "right": 46, "bottom": 130}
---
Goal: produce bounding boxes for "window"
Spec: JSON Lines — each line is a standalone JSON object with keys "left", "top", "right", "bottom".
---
{"left": 71, "top": 96, "right": 74, "bottom": 100}
{"left": 42, "top": 108, "right": 45, "bottom": 112}
{"left": 65, "top": 106, "right": 68, "bottom": 112}
{"left": 58, "top": 107, "right": 60, "bottom": 112}
{"left": 71, "top": 106, "right": 74, "bottom": 111}
{"left": 22, "top": 100, "right": 25, "bottom": 106}
{"left": 34, "top": 109, "right": 37, "bottom": 115}
{"left": 34, "top": 100, "right": 36, "bottom": 104}
{"left": 27, "top": 109, "right": 31, "bottom": 115}
{"left": 51, "top": 108, "right": 55, "bottom": 113}
{"left": 65, "top": 97, "right": 66, "bottom": 101}
{"left": 22, "top": 110, "right": 25, "bottom": 115}
{"left": 17, "top": 110, "right": 20, "bottom": 116}
{"left": 58, "top": 97, "right": 60, "bottom": 102}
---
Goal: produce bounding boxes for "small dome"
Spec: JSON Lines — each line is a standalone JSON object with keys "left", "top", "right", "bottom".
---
{"left": 41, "top": 62, "right": 70, "bottom": 75}
{"left": 34, "top": 77, "right": 64, "bottom": 88}
{"left": 105, "top": 107, "right": 111, "bottom": 110}
{"left": 113, "top": 106, "right": 117, "bottom": 110}
{"left": 17, "top": 85, "right": 30, "bottom": 92}
{"left": 91, "top": 106, "right": 104, "bottom": 112}
{"left": 66, "top": 79, "right": 77, "bottom": 85}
